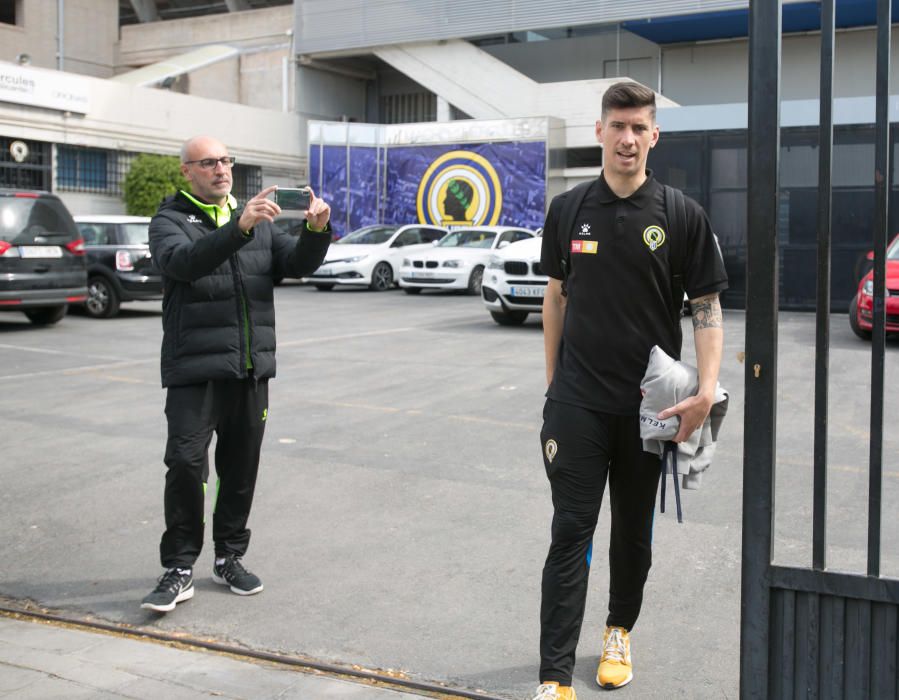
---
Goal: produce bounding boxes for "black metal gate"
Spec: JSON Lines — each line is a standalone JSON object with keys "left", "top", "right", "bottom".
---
{"left": 740, "top": 1, "right": 899, "bottom": 698}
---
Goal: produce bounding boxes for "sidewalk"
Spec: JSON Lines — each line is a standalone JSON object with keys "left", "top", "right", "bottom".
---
{"left": 0, "top": 614, "right": 433, "bottom": 699}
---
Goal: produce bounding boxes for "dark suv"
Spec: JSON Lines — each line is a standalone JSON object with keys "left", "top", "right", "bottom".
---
{"left": 74, "top": 216, "right": 162, "bottom": 318}
{"left": 0, "top": 189, "right": 87, "bottom": 325}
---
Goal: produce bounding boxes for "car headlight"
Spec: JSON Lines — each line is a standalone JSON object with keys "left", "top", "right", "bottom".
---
{"left": 487, "top": 255, "right": 503, "bottom": 270}
{"left": 863, "top": 280, "right": 874, "bottom": 296}
{"left": 343, "top": 255, "right": 369, "bottom": 264}
{"left": 442, "top": 260, "right": 462, "bottom": 268}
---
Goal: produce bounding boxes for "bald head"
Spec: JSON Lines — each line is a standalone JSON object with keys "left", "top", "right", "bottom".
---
{"left": 181, "top": 135, "right": 227, "bottom": 164}
{"left": 179, "top": 135, "right": 233, "bottom": 206}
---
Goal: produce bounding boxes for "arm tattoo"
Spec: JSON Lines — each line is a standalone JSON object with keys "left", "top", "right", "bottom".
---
{"left": 691, "top": 295, "right": 723, "bottom": 330}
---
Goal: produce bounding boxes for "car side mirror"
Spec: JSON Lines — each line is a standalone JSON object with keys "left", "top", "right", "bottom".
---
{"left": 866, "top": 250, "right": 874, "bottom": 261}
{"left": 498, "top": 241, "right": 510, "bottom": 249}
{"left": 432, "top": 240, "right": 439, "bottom": 245}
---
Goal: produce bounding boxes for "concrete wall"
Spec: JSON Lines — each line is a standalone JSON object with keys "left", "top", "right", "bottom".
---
{"left": 483, "top": 31, "right": 660, "bottom": 88}
{"left": 296, "top": 66, "right": 367, "bottom": 122}
{"left": 662, "top": 26, "right": 899, "bottom": 105}
{"left": 0, "top": 0, "right": 116, "bottom": 78}
{"left": 0, "top": 64, "right": 304, "bottom": 170}
{"left": 117, "top": 5, "right": 292, "bottom": 109}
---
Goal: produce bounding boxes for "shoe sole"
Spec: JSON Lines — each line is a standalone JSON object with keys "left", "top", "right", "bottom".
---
{"left": 212, "top": 572, "right": 264, "bottom": 596}
{"left": 596, "top": 671, "right": 633, "bottom": 690}
{"left": 140, "top": 584, "right": 194, "bottom": 612}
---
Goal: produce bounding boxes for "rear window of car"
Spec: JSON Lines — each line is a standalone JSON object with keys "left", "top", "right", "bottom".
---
{"left": 120, "top": 223, "right": 150, "bottom": 245}
{"left": 0, "top": 195, "right": 79, "bottom": 244}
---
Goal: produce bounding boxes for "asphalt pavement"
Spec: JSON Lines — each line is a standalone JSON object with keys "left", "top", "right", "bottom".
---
{"left": 1, "top": 285, "right": 896, "bottom": 700}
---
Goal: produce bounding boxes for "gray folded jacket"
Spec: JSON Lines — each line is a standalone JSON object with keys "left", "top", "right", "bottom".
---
{"left": 639, "top": 345, "right": 729, "bottom": 490}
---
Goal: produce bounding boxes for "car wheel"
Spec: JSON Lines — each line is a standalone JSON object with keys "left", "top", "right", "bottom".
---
{"left": 490, "top": 309, "right": 528, "bottom": 326}
{"left": 849, "top": 294, "right": 871, "bottom": 340}
{"left": 403, "top": 287, "right": 422, "bottom": 295}
{"left": 314, "top": 284, "right": 335, "bottom": 291}
{"left": 86, "top": 276, "right": 121, "bottom": 318}
{"left": 467, "top": 265, "right": 484, "bottom": 295}
{"left": 24, "top": 305, "right": 67, "bottom": 326}
{"left": 370, "top": 262, "right": 393, "bottom": 291}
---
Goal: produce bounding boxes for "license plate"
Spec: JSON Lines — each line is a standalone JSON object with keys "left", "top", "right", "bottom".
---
{"left": 412, "top": 271, "right": 433, "bottom": 279}
{"left": 20, "top": 246, "right": 63, "bottom": 259}
{"left": 509, "top": 286, "right": 545, "bottom": 298}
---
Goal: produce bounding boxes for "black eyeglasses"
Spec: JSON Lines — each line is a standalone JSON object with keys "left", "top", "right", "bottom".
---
{"left": 183, "top": 156, "right": 236, "bottom": 170}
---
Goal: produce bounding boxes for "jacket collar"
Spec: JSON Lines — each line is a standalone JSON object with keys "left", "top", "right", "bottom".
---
{"left": 177, "top": 190, "right": 238, "bottom": 226}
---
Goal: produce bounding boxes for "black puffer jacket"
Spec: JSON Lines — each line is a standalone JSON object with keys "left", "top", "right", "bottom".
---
{"left": 149, "top": 192, "right": 330, "bottom": 388}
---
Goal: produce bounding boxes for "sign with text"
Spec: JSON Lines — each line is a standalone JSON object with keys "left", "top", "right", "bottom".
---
{"left": 0, "top": 63, "right": 90, "bottom": 114}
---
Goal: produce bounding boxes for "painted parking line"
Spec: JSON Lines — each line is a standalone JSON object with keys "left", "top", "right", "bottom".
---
{"left": 279, "top": 327, "right": 415, "bottom": 347}
{"left": 0, "top": 342, "right": 123, "bottom": 362}
{"left": 0, "top": 359, "right": 155, "bottom": 382}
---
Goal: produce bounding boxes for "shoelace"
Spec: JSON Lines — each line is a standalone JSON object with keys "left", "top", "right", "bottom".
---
{"left": 532, "top": 684, "right": 561, "bottom": 700}
{"left": 222, "top": 557, "right": 249, "bottom": 578}
{"left": 659, "top": 442, "right": 683, "bottom": 523}
{"left": 157, "top": 568, "right": 189, "bottom": 592}
{"left": 602, "top": 628, "right": 627, "bottom": 664}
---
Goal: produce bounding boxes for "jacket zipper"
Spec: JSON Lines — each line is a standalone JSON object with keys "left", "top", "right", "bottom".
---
{"left": 230, "top": 256, "right": 253, "bottom": 380}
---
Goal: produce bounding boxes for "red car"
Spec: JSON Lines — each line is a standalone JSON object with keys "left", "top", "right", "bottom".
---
{"left": 849, "top": 235, "right": 899, "bottom": 339}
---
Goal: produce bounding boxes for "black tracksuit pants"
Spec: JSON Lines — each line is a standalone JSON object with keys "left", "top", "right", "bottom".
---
{"left": 159, "top": 377, "right": 269, "bottom": 569}
{"left": 538, "top": 398, "right": 662, "bottom": 686}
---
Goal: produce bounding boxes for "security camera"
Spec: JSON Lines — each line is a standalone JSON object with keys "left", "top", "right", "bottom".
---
{"left": 16, "top": 53, "right": 31, "bottom": 65}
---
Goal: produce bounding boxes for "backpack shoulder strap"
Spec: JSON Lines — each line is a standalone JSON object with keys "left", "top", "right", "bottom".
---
{"left": 664, "top": 184, "right": 688, "bottom": 348}
{"left": 558, "top": 179, "right": 593, "bottom": 296}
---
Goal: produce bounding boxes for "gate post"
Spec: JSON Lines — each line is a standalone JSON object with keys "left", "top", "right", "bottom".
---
{"left": 740, "top": 1, "right": 781, "bottom": 698}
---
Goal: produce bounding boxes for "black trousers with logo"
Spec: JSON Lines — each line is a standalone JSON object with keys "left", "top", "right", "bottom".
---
{"left": 159, "top": 378, "right": 269, "bottom": 569}
{"left": 538, "top": 398, "right": 662, "bottom": 685}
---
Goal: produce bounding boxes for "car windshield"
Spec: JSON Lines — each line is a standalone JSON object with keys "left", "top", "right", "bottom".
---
{"left": 120, "top": 223, "right": 149, "bottom": 245}
{"left": 437, "top": 229, "right": 497, "bottom": 248}
{"left": 889, "top": 237, "right": 899, "bottom": 261}
{"left": 337, "top": 225, "right": 398, "bottom": 245}
{"left": 0, "top": 195, "right": 78, "bottom": 244}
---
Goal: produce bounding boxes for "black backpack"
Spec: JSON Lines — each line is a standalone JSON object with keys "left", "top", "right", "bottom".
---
{"left": 557, "top": 179, "right": 688, "bottom": 334}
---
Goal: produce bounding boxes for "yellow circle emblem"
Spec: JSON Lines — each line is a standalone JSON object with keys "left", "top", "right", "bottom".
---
{"left": 416, "top": 150, "right": 502, "bottom": 226}
{"left": 643, "top": 225, "right": 666, "bottom": 251}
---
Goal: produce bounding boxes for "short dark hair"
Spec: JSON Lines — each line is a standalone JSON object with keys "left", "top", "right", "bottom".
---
{"left": 601, "top": 81, "right": 656, "bottom": 120}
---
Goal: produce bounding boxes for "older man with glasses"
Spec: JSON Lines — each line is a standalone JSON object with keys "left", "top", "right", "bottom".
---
{"left": 140, "top": 135, "right": 331, "bottom": 613}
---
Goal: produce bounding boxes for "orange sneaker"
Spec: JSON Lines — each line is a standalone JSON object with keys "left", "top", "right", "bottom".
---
{"left": 532, "top": 681, "right": 577, "bottom": 699}
{"left": 596, "top": 625, "right": 633, "bottom": 689}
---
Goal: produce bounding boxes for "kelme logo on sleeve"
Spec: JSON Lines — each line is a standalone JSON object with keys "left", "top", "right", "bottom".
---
{"left": 642, "top": 225, "right": 666, "bottom": 251}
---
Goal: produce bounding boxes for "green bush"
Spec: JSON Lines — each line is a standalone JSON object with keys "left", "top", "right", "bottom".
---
{"left": 123, "top": 154, "right": 188, "bottom": 216}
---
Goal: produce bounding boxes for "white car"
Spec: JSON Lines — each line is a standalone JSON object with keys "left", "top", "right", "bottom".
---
{"left": 399, "top": 226, "right": 537, "bottom": 295}
{"left": 481, "top": 236, "right": 548, "bottom": 325}
{"left": 305, "top": 224, "right": 447, "bottom": 291}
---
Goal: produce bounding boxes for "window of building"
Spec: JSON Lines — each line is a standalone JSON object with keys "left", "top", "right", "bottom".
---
{"left": 0, "top": 0, "right": 19, "bottom": 26}
{"left": 231, "top": 163, "right": 263, "bottom": 203}
{"left": 58, "top": 146, "right": 109, "bottom": 192}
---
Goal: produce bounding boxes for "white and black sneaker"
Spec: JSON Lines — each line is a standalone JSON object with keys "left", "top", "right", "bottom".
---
{"left": 212, "top": 556, "right": 264, "bottom": 595}
{"left": 140, "top": 568, "right": 194, "bottom": 612}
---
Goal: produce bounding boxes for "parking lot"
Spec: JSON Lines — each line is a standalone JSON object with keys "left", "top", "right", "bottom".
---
{"left": 1, "top": 285, "right": 898, "bottom": 699}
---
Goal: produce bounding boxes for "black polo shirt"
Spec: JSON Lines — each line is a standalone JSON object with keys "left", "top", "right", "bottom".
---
{"left": 541, "top": 171, "right": 728, "bottom": 415}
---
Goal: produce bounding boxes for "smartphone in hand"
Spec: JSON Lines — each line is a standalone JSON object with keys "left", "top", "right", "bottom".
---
{"left": 275, "top": 187, "right": 311, "bottom": 211}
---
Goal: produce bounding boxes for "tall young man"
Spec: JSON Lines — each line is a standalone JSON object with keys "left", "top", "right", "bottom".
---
{"left": 533, "top": 83, "right": 727, "bottom": 699}
{"left": 141, "top": 136, "right": 331, "bottom": 612}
